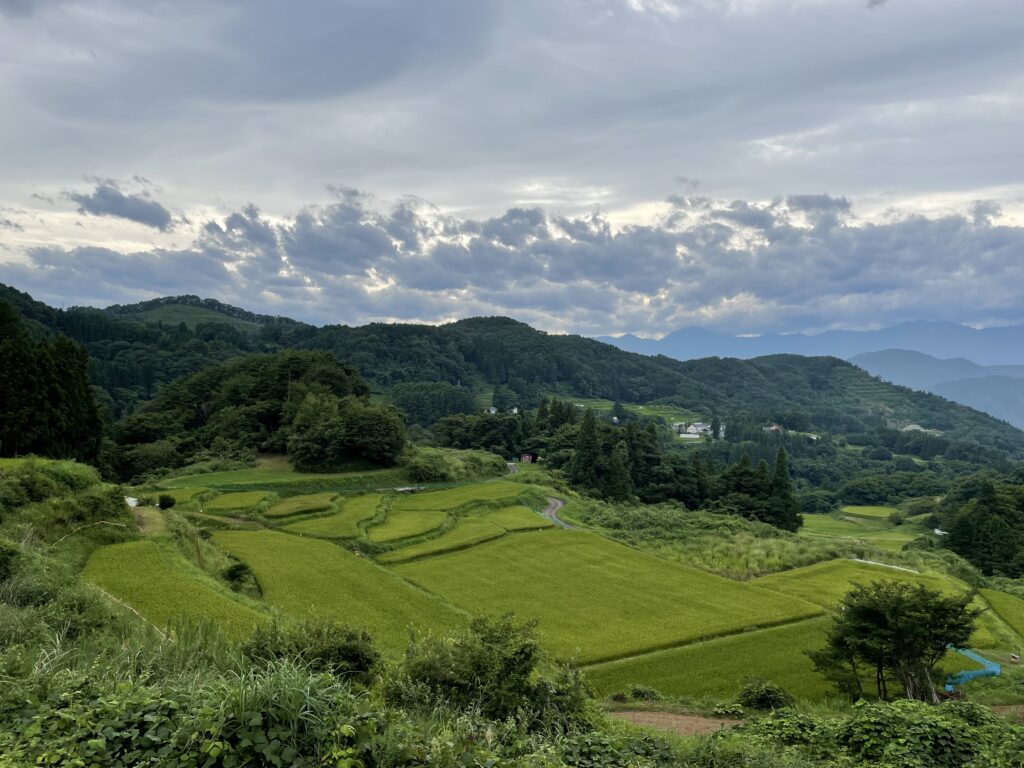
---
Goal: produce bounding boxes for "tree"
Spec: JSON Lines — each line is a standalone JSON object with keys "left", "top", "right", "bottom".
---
{"left": 810, "top": 581, "right": 979, "bottom": 702}
{"left": 768, "top": 447, "right": 803, "bottom": 531}
{"left": 603, "top": 441, "right": 633, "bottom": 501}
{"left": 566, "top": 410, "right": 601, "bottom": 492}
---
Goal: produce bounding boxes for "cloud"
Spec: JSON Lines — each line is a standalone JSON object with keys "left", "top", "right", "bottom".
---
{"left": 66, "top": 180, "right": 174, "bottom": 231}
{"left": 5, "top": 187, "right": 1024, "bottom": 336}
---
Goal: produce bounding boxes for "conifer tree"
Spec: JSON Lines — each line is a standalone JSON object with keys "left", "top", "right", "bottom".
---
{"left": 603, "top": 441, "right": 633, "bottom": 501}
{"left": 567, "top": 409, "right": 601, "bottom": 492}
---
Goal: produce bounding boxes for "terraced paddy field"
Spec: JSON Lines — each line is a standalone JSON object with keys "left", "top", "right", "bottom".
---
{"left": 157, "top": 486, "right": 210, "bottom": 504}
{"left": 283, "top": 494, "right": 381, "bottom": 538}
{"left": 482, "top": 505, "right": 553, "bottom": 531}
{"left": 379, "top": 518, "right": 507, "bottom": 564}
{"left": 587, "top": 618, "right": 832, "bottom": 700}
{"left": 980, "top": 589, "right": 1024, "bottom": 640}
{"left": 368, "top": 509, "right": 447, "bottom": 542}
{"left": 161, "top": 456, "right": 406, "bottom": 492}
{"left": 841, "top": 505, "right": 900, "bottom": 519}
{"left": 392, "top": 481, "right": 527, "bottom": 511}
{"left": 264, "top": 492, "right": 337, "bottom": 518}
{"left": 754, "top": 559, "right": 961, "bottom": 610}
{"left": 393, "top": 530, "right": 823, "bottom": 663}
{"left": 214, "top": 530, "right": 463, "bottom": 651}
{"left": 85, "top": 541, "right": 265, "bottom": 638}
{"left": 203, "top": 491, "right": 271, "bottom": 513}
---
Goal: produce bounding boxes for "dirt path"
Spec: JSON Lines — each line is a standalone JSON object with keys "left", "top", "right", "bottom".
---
{"left": 542, "top": 497, "right": 572, "bottom": 528}
{"left": 507, "top": 462, "right": 519, "bottom": 474}
{"left": 608, "top": 710, "right": 739, "bottom": 736}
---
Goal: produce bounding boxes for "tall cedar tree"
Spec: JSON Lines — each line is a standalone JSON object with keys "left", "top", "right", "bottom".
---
{"left": 567, "top": 410, "right": 602, "bottom": 493}
{"left": 0, "top": 301, "right": 101, "bottom": 461}
{"left": 769, "top": 447, "right": 803, "bottom": 531}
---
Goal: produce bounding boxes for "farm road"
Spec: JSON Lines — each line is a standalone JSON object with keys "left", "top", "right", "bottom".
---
{"left": 543, "top": 497, "right": 572, "bottom": 528}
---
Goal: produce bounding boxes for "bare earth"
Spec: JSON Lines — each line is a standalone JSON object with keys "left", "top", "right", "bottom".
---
{"left": 608, "top": 710, "right": 740, "bottom": 736}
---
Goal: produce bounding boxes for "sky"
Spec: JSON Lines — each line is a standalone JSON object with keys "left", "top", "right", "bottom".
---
{"left": 1, "top": 0, "right": 1023, "bottom": 336}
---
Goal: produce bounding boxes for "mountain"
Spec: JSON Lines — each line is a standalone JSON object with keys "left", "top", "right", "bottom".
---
{"left": 599, "top": 322, "right": 1024, "bottom": 366}
{"left": 850, "top": 349, "right": 1024, "bottom": 429}
{"left": 4, "top": 281, "right": 1024, "bottom": 456}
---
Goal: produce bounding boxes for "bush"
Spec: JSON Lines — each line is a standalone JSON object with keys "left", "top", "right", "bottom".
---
{"left": 157, "top": 493, "right": 176, "bottom": 510}
{"left": 737, "top": 678, "right": 794, "bottom": 711}
{"left": 387, "top": 614, "right": 591, "bottom": 731}
{"left": 241, "top": 618, "right": 379, "bottom": 684}
{"left": 627, "top": 684, "right": 662, "bottom": 701}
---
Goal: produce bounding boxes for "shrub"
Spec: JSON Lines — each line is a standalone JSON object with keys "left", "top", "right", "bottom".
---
{"left": 158, "top": 493, "right": 176, "bottom": 510}
{"left": 241, "top": 618, "right": 379, "bottom": 684}
{"left": 627, "top": 684, "right": 662, "bottom": 701}
{"left": 737, "top": 678, "right": 794, "bottom": 710}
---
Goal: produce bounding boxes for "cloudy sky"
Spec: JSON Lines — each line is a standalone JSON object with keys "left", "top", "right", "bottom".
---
{"left": 1, "top": 0, "right": 1022, "bottom": 336}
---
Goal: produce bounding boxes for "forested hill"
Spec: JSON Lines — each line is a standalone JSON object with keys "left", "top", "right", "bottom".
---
{"left": 4, "top": 282, "right": 1024, "bottom": 455}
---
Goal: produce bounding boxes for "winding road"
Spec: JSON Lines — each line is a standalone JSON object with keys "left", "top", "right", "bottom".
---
{"left": 542, "top": 497, "right": 572, "bottom": 528}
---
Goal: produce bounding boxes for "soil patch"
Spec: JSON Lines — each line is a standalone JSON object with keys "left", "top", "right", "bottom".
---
{"left": 608, "top": 710, "right": 739, "bottom": 736}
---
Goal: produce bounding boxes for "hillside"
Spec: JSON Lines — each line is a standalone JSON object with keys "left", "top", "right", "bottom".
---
{"left": 4, "top": 281, "right": 1024, "bottom": 456}
{"left": 851, "top": 349, "right": 1024, "bottom": 428}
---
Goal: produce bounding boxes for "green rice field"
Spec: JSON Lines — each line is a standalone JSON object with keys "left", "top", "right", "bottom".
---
{"left": 157, "top": 486, "right": 211, "bottom": 504}
{"left": 393, "top": 530, "right": 823, "bottom": 663}
{"left": 392, "top": 481, "right": 526, "bottom": 511}
{"left": 482, "top": 505, "right": 553, "bottom": 531}
{"left": 586, "top": 618, "right": 831, "bottom": 700}
{"left": 264, "top": 492, "right": 337, "bottom": 518}
{"left": 841, "top": 505, "right": 900, "bottom": 519}
{"left": 754, "top": 559, "right": 962, "bottom": 610}
{"left": 368, "top": 509, "right": 447, "bottom": 542}
{"left": 214, "top": 530, "right": 462, "bottom": 651}
{"left": 282, "top": 494, "right": 381, "bottom": 538}
{"left": 85, "top": 541, "right": 265, "bottom": 638}
{"left": 980, "top": 589, "right": 1024, "bottom": 642}
{"left": 203, "top": 491, "right": 271, "bottom": 513}
{"left": 378, "top": 518, "right": 507, "bottom": 564}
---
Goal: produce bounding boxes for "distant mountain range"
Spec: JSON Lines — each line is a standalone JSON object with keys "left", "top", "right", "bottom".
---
{"left": 850, "top": 349, "right": 1024, "bottom": 429}
{"left": 598, "top": 322, "right": 1024, "bottom": 367}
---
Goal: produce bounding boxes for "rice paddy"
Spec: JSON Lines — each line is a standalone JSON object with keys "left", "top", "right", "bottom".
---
{"left": 391, "top": 481, "right": 526, "bottom": 511}
{"left": 841, "top": 505, "right": 900, "bottom": 519}
{"left": 378, "top": 518, "right": 507, "bottom": 564}
{"left": 213, "top": 530, "right": 463, "bottom": 651}
{"left": 482, "top": 505, "right": 553, "bottom": 531}
{"left": 368, "top": 509, "right": 447, "bottom": 542}
{"left": 84, "top": 541, "right": 265, "bottom": 638}
{"left": 264, "top": 492, "right": 338, "bottom": 518}
{"left": 393, "top": 530, "right": 823, "bottom": 663}
{"left": 586, "top": 618, "right": 831, "bottom": 700}
{"left": 754, "top": 559, "right": 962, "bottom": 610}
{"left": 282, "top": 494, "right": 381, "bottom": 538}
{"left": 980, "top": 589, "right": 1024, "bottom": 642}
{"left": 203, "top": 491, "right": 272, "bottom": 513}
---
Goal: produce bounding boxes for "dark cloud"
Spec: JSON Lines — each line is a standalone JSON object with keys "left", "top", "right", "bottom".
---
{"left": 5, "top": 190, "right": 1023, "bottom": 336}
{"left": 66, "top": 180, "right": 174, "bottom": 231}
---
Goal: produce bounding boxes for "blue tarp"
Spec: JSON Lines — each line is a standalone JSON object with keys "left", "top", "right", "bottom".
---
{"left": 944, "top": 647, "right": 1001, "bottom": 692}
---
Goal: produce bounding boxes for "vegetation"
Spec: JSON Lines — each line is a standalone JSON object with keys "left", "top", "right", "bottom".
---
{"left": 84, "top": 541, "right": 265, "bottom": 638}
{"left": 367, "top": 509, "right": 448, "bottom": 543}
{"left": 213, "top": 530, "right": 463, "bottom": 651}
{"left": 282, "top": 494, "right": 381, "bottom": 538}
{"left": 0, "top": 300, "right": 101, "bottom": 462}
{"left": 810, "top": 581, "right": 979, "bottom": 701}
{"left": 263, "top": 492, "right": 337, "bottom": 518}
{"left": 484, "top": 505, "right": 553, "bottom": 531}
{"left": 588, "top": 618, "right": 832, "bottom": 701}
{"left": 394, "top": 530, "right": 823, "bottom": 663}
{"left": 378, "top": 518, "right": 507, "bottom": 563}
{"left": 203, "top": 491, "right": 272, "bottom": 513}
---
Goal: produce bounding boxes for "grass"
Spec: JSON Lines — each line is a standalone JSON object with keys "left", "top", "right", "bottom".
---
{"left": 368, "top": 509, "right": 448, "bottom": 543}
{"left": 980, "top": 590, "right": 1024, "bottom": 644}
{"left": 264, "top": 492, "right": 337, "bottom": 518}
{"left": 800, "top": 515, "right": 885, "bottom": 537}
{"left": 378, "top": 518, "right": 507, "bottom": 564}
{"left": 753, "top": 559, "right": 962, "bottom": 610}
{"left": 841, "top": 505, "right": 900, "bottom": 519}
{"left": 203, "top": 491, "right": 271, "bottom": 513}
{"left": 392, "top": 481, "right": 526, "bottom": 511}
{"left": 483, "top": 505, "right": 553, "bottom": 531}
{"left": 564, "top": 397, "right": 701, "bottom": 424}
{"left": 586, "top": 618, "right": 832, "bottom": 701}
{"left": 213, "top": 530, "right": 463, "bottom": 652}
{"left": 133, "top": 303, "right": 260, "bottom": 332}
{"left": 394, "top": 530, "right": 823, "bottom": 663}
{"left": 282, "top": 494, "right": 382, "bottom": 538}
{"left": 84, "top": 541, "right": 265, "bottom": 638}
